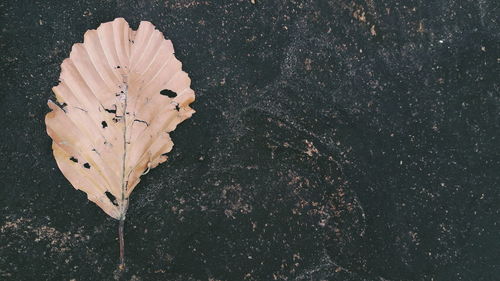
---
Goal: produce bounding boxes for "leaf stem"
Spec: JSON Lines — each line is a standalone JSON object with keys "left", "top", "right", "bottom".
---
{"left": 118, "top": 218, "right": 125, "bottom": 270}
{"left": 118, "top": 76, "right": 128, "bottom": 271}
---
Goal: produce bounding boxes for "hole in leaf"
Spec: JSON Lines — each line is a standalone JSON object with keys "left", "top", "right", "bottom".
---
{"left": 105, "top": 191, "right": 118, "bottom": 206}
{"left": 101, "top": 121, "right": 108, "bottom": 128}
{"left": 175, "top": 104, "right": 180, "bottom": 111}
{"left": 69, "top": 157, "right": 78, "bottom": 163}
{"left": 57, "top": 102, "right": 68, "bottom": 112}
{"left": 160, "top": 89, "right": 177, "bottom": 98}
{"left": 105, "top": 108, "right": 117, "bottom": 114}
{"left": 83, "top": 163, "right": 91, "bottom": 169}
{"left": 116, "top": 65, "right": 121, "bottom": 69}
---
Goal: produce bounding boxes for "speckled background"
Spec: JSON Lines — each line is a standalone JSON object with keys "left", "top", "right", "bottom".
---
{"left": 0, "top": 0, "right": 499, "bottom": 280}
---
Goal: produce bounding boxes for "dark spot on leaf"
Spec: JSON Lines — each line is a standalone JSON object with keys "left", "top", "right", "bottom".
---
{"left": 83, "top": 163, "right": 91, "bottom": 169}
{"left": 74, "top": 106, "right": 88, "bottom": 112}
{"left": 133, "top": 119, "right": 149, "bottom": 126}
{"left": 105, "top": 191, "right": 118, "bottom": 206}
{"left": 116, "top": 66, "right": 120, "bottom": 69}
{"left": 175, "top": 104, "right": 180, "bottom": 111}
{"left": 69, "top": 157, "right": 78, "bottom": 163}
{"left": 101, "top": 121, "right": 108, "bottom": 128}
{"left": 160, "top": 89, "right": 177, "bottom": 98}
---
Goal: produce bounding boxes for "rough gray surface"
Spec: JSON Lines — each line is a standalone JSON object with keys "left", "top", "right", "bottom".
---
{"left": 0, "top": 0, "right": 499, "bottom": 280}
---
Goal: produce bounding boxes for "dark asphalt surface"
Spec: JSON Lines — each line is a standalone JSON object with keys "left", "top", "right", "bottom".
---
{"left": 1, "top": 0, "right": 499, "bottom": 280}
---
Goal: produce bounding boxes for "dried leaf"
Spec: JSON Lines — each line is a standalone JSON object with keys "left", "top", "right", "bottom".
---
{"left": 45, "top": 18, "right": 195, "bottom": 220}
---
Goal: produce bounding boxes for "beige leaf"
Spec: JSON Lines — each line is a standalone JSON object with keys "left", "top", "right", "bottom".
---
{"left": 45, "top": 18, "right": 195, "bottom": 220}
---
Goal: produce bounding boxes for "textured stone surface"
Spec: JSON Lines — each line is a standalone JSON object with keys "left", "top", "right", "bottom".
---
{"left": 0, "top": 0, "right": 499, "bottom": 280}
